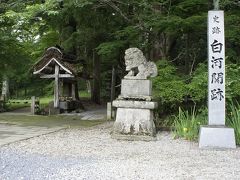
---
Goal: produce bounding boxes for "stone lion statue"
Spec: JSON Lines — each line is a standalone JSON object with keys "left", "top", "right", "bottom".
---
{"left": 124, "top": 48, "right": 158, "bottom": 79}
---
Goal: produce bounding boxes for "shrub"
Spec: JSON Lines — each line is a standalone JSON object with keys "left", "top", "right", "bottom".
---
{"left": 153, "top": 60, "right": 187, "bottom": 105}
{"left": 187, "top": 63, "right": 208, "bottom": 103}
{"left": 153, "top": 60, "right": 188, "bottom": 115}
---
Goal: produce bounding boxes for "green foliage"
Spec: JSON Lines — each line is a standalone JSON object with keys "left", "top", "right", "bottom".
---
{"left": 173, "top": 107, "right": 207, "bottom": 141}
{"left": 153, "top": 60, "right": 187, "bottom": 104}
{"left": 227, "top": 101, "right": 240, "bottom": 145}
{"left": 225, "top": 63, "right": 240, "bottom": 99}
{"left": 187, "top": 63, "right": 208, "bottom": 102}
{"left": 96, "top": 41, "right": 125, "bottom": 58}
{"left": 1, "top": 0, "right": 240, "bottom": 109}
{"left": 153, "top": 58, "right": 240, "bottom": 112}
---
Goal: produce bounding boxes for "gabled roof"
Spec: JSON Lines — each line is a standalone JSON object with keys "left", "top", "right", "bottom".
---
{"left": 33, "top": 47, "right": 78, "bottom": 76}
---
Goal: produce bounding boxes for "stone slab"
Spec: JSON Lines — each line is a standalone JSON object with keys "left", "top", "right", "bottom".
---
{"left": 199, "top": 126, "right": 236, "bottom": 149}
{"left": 112, "top": 100, "right": 158, "bottom": 109}
{"left": 121, "top": 79, "right": 152, "bottom": 97}
{"left": 0, "top": 124, "right": 64, "bottom": 146}
{"left": 49, "top": 107, "right": 60, "bottom": 115}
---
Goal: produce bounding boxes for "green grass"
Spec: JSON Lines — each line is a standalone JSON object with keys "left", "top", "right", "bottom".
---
{"left": 6, "top": 99, "right": 30, "bottom": 111}
{"left": 79, "top": 90, "right": 91, "bottom": 98}
{"left": 6, "top": 103, "right": 29, "bottom": 111}
{"left": 38, "top": 90, "right": 90, "bottom": 107}
{"left": 0, "top": 114, "right": 106, "bottom": 128}
{"left": 9, "top": 99, "right": 31, "bottom": 103}
{"left": 39, "top": 97, "right": 53, "bottom": 107}
{"left": 173, "top": 107, "right": 207, "bottom": 141}
{"left": 7, "top": 90, "right": 90, "bottom": 109}
{"left": 227, "top": 102, "right": 240, "bottom": 145}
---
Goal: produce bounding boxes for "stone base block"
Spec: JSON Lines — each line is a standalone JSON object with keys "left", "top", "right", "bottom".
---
{"left": 49, "top": 107, "right": 60, "bottom": 115}
{"left": 199, "top": 126, "right": 236, "bottom": 149}
{"left": 121, "top": 79, "right": 152, "bottom": 97}
{"left": 113, "top": 108, "right": 156, "bottom": 138}
{"left": 112, "top": 100, "right": 158, "bottom": 109}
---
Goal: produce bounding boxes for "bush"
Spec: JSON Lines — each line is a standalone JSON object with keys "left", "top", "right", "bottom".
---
{"left": 153, "top": 61, "right": 208, "bottom": 115}
{"left": 153, "top": 60, "right": 188, "bottom": 116}
{"left": 173, "top": 107, "right": 207, "bottom": 141}
{"left": 187, "top": 63, "right": 208, "bottom": 103}
{"left": 153, "top": 60, "right": 187, "bottom": 105}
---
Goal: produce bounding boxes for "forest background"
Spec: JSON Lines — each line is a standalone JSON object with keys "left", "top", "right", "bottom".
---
{"left": 1, "top": 0, "right": 240, "bottom": 120}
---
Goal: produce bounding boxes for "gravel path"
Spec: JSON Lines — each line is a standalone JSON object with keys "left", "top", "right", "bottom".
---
{"left": 0, "top": 122, "right": 240, "bottom": 179}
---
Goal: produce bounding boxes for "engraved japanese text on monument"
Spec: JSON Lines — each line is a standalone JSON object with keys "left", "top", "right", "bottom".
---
{"left": 208, "top": 11, "right": 225, "bottom": 125}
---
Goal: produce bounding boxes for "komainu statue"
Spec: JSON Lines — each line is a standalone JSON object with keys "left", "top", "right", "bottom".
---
{"left": 124, "top": 48, "right": 158, "bottom": 79}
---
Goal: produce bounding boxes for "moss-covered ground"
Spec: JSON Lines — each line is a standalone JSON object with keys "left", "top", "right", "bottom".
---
{"left": 0, "top": 114, "right": 106, "bottom": 128}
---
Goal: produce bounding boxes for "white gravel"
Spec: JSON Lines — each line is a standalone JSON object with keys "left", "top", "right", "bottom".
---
{"left": 0, "top": 122, "right": 240, "bottom": 179}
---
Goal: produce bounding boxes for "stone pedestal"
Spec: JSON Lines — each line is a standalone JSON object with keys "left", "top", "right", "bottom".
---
{"left": 118, "top": 79, "right": 152, "bottom": 100}
{"left": 112, "top": 79, "right": 157, "bottom": 141}
{"left": 199, "top": 126, "right": 236, "bottom": 149}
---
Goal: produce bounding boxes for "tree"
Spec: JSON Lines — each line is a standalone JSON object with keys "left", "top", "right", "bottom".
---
{"left": 1, "top": 0, "right": 240, "bottom": 110}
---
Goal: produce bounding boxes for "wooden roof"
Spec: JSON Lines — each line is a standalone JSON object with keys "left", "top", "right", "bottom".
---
{"left": 33, "top": 47, "right": 79, "bottom": 76}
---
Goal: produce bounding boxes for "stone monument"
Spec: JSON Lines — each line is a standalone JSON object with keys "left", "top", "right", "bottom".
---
{"left": 111, "top": 48, "right": 158, "bottom": 141}
{"left": 199, "top": 6, "right": 236, "bottom": 148}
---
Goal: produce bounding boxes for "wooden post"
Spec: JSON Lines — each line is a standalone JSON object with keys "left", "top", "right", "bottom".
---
{"left": 109, "top": 66, "right": 116, "bottom": 119}
{"left": 59, "top": 80, "right": 63, "bottom": 97}
{"left": 31, "top": 96, "right": 36, "bottom": 115}
{"left": 107, "top": 102, "right": 112, "bottom": 120}
{"left": 86, "top": 80, "right": 91, "bottom": 93}
{"left": 72, "top": 83, "right": 76, "bottom": 100}
{"left": 54, "top": 64, "right": 60, "bottom": 108}
{"left": 1, "top": 75, "right": 9, "bottom": 101}
{"left": 110, "top": 66, "right": 116, "bottom": 102}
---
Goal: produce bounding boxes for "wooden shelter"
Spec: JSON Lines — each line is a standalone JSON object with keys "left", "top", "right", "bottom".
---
{"left": 33, "top": 47, "right": 82, "bottom": 111}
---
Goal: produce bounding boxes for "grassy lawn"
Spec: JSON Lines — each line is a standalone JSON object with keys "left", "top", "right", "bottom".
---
{"left": 1, "top": 90, "right": 103, "bottom": 128}
{"left": 6, "top": 100, "right": 30, "bottom": 111}
{"left": 0, "top": 114, "right": 106, "bottom": 128}
{"left": 6, "top": 90, "right": 91, "bottom": 111}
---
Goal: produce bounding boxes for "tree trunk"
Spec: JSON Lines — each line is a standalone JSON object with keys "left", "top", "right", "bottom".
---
{"left": 184, "top": 33, "right": 190, "bottom": 74}
{"left": 24, "top": 85, "right": 27, "bottom": 97}
{"left": 91, "top": 50, "right": 101, "bottom": 104}
{"left": 1, "top": 75, "right": 9, "bottom": 101}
